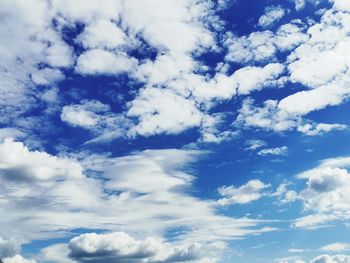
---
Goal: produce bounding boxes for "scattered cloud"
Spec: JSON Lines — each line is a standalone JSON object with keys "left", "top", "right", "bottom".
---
{"left": 259, "top": 6, "right": 288, "bottom": 28}
{"left": 218, "top": 180, "right": 271, "bottom": 206}
{"left": 258, "top": 146, "right": 288, "bottom": 156}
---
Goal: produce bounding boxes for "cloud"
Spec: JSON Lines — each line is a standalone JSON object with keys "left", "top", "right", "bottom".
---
{"left": 236, "top": 98, "right": 346, "bottom": 135}
{"left": 289, "top": 156, "right": 350, "bottom": 228}
{"left": 218, "top": 180, "right": 271, "bottom": 206}
{"left": 276, "top": 254, "right": 350, "bottom": 263}
{"left": 75, "top": 49, "right": 138, "bottom": 75}
{"left": 310, "top": 254, "right": 350, "bottom": 263}
{"left": 259, "top": 6, "right": 287, "bottom": 28}
{"left": 224, "top": 22, "right": 307, "bottom": 64}
{"left": 68, "top": 232, "right": 202, "bottom": 263}
{"left": 0, "top": 139, "right": 272, "bottom": 259}
{"left": 2, "top": 255, "right": 36, "bottom": 263}
{"left": 127, "top": 88, "right": 203, "bottom": 136}
{"left": 245, "top": 139, "right": 267, "bottom": 151}
{"left": 258, "top": 146, "right": 288, "bottom": 156}
{"left": 76, "top": 19, "right": 128, "bottom": 49}
{"left": 320, "top": 243, "right": 350, "bottom": 252}
{"left": 0, "top": 139, "right": 83, "bottom": 182}
{"left": 0, "top": 238, "right": 19, "bottom": 259}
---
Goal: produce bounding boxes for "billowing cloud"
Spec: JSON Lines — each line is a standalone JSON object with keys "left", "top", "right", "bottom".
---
{"left": 68, "top": 232, "right": 202, "bottom": 263}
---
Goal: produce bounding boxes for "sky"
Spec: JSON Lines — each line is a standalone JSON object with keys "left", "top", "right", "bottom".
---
{"left": 1, "top": 0, "right": 350, "bottom": 262}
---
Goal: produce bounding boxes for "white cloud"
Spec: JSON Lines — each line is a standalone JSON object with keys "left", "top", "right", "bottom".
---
{"left": 321, "top": 243, "right": 350, "bottom": 252}
{"left": 76, "top": 19, "right": 128, "bottom": 49}
{"left": 236, "top": 98, "right": 346, "bottom": 136}
{"left": 2, "top": 255, "right": 36, "bottom": 263}
{"left": 297, "top": 123, "right": 347, "bottom": 136}
{"left": 0, "top": 139, "right": 272, "bottom": 260}
{"left": 236, "top": 98, "right": 299, "bottom": 132}
{"left": 276, "top": 254, "right": 350, "bottom": 263}
{"left": 127, "top": 88, "right": 203, "bottom": 136}
{"left": 218, "top": 180, "right": 271, "bottom": 206}
{"left": 284, "top": 6, "right": 350, "bottom": 116}
{"left": 224, "top": 22, "right": 307, "bottom": 64}
{"left": 233, "top": 63, "right": 285, "bottom": 95}
{"left": 258, "top": 146, "right": 288, "bottom": 156}
{"left": 30, "top": 68, "right": 64, "bottom": 86}
{"left": 290, "top": 156, "right": 350, "bottom": 228}
{"left": 68, "top": 232, "right": 202, "bottom": 263}
{"left": 0, "top": 139, "right": 83, "bottom": 182}
{"left": 259, "top": 6, "right": 287, "bottom": 28}
{"left": 310, "top": 254, "right": 350, "bottom": 263}
{"left": 75, "top": 49, "right": 138, "bottom": 75}
{"left": 245, "top": 139, "right": 267, "bottom": 151}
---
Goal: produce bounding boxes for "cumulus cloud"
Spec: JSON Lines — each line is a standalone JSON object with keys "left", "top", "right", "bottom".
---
{"left": 224, "top": 22, "right": 307, "bottom": 64}
{"left": 75, "top": 49, "right": 138, "bottom": 75}
{"left": 259, "top": 6, "right": 287, "bottom": 28}
{"left": 236, "top": 98, "right": 346, "bottom": 135}
{"left": 288, "top": 155, "right": 350, "bottom": 228}
{"left": 0, "top": 139, "right": 83, "bottom": 182}
{"left": 76, "top": 19, "right": 128, "bottom": 49}
{"left": 218, "top": 180, "right": 271, "bottom": 206}
{"left": 2, "top": 255, "right": 36, "bottom": 263}
{"left": 68, "top": 232, "right": 202, "bottom": 263}
{"left": 127, "top": 88, "right": 203, "bottom": 136}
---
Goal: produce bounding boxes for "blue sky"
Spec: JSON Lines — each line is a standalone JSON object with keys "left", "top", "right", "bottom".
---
{"left": 1, "top": 0, "right": 350, "bottom": 262}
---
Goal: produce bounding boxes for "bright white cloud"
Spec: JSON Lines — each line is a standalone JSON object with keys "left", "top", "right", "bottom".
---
{"left": 259, "top": 6, "right": 287, "bottom": 28}
{"left": 75, "top": 49, "right": 138, "bottom": 75}
{"left": 76, "top": 19, "right": 128, "bottom": 49}
{"left": 218, "top": 180, "right": 271, "bottom": 206}
{"left": 2, "top": 255, "right": 36, "bottom": 263}
{"left": 258, "top": 146, "right": 288, "bottom": 156}
{"left": 0, "top": 139, "right": 83, "bottom": 182}
{"left": 127, "top": 88, "right": 203, "bottom": 136}
{"left": 290, "top": 156, "right": 350, "bottom": 228}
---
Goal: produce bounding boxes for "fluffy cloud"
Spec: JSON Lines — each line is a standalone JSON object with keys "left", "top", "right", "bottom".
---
{"left": 224, "top": 22, "right": 307, "bottom": 64}
{"left": 258, "top": 146, "right": 288, "bottom": 156}
{"left": 0, "top": 139, "right": 83, "bottom": 182}
{"left": 61, "top": 100, "right": 132, "bottom": 142}
{"left": 236, "top": 98, "right": 346, "bottom": 135}
{"left": 259, "top": 6, "right": 287, "bottom": 28}
{"left": 218, "top": 180, "right": 271, "bottom": 206}
{"left": 287, "top": 156, "right": 350, "bottom": 228}
{"left": 2, "top": 255, "right": 36, "bottom": 263}
{"left": 127, "top": 88, "right": 203, "bottom": 136}
{"left": 68, "top": 232, "right": 202, "bottom": 263}
{"left": 75, "top": 49, "right": 137, "bottom": 75}
{"left": 76, "top": 19, "right": 128, "bottom": 49}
